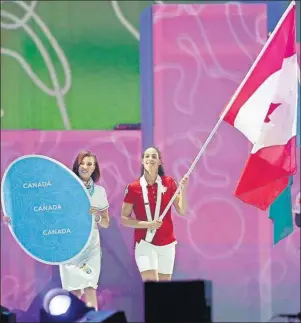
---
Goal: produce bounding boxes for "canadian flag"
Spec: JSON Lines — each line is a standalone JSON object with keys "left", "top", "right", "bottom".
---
{"left": 223, "top": 1, "right": 298, "bottom": 211}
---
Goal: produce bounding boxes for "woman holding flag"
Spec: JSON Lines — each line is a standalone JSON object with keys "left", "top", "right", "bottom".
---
{"left": 121, "top": 146, "right": 188, "bottom": 282}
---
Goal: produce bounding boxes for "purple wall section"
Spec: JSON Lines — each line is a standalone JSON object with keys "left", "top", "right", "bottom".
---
{"left": 140, "top": 6, "right": 154, "bottom": 150}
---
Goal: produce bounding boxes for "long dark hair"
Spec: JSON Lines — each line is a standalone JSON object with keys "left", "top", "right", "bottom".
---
{"left": 140, "top": 146, "right": 165, "bottom": 176}
{"left": 72, "top": 150, "right": 101, "bottom": 182}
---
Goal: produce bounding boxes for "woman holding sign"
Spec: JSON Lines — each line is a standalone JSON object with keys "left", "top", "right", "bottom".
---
{"left": 121, "top": 146, "right": 188, "bottom": 282}
{"left": 59, "top": 151, "right": 110, "bottom": 309}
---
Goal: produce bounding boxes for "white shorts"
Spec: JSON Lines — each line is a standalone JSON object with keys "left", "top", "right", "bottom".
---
{"left": 135, "top": 239, "right": 177, "bottom": 275}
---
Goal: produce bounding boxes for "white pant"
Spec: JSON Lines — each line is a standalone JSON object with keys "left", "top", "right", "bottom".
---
{"left": 135, "top": 239, "right": 176, "bottom": 275}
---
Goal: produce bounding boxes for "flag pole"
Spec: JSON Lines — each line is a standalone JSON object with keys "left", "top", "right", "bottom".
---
{"left": 157, "top": 0, "right": 296, "bottom": 223}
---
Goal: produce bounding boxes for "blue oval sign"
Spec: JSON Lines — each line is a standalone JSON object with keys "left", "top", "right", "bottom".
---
{"left": 1, "top": 155, "right": 93, "bottom": 264}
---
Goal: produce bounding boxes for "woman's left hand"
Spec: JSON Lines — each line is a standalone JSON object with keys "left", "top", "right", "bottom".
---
{"left": 89, "top": 207, "right": 101, "bottom": 216}
{"left": 179, "top": 174, "right": 189, "bottom": 190}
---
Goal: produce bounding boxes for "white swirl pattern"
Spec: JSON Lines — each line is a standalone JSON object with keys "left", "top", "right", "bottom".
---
{"left": 0, "top": 0, "right": 72, "bottom": 129}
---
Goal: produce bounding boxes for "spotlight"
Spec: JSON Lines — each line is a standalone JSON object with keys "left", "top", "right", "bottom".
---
{"left": 48, "top": 294, "right": 72, "bottom": 316}
{"left": 40, "top": 288, "right": 93, "bottom": 323}
{"left": 39, "top": 289, "right": 127, "bottom": 323}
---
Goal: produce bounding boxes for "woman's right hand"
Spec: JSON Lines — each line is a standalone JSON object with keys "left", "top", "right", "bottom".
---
{"left": 146, "top": 220, "right": 162, "bottom": 230}
{"left": 3, "top": 216, "right": 11, "bottom": 225}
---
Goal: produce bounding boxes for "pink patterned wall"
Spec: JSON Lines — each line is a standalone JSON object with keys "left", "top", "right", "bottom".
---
{"left": 152, "top": 3, "right": 300, "bottom": 322}
{"left": 1, "top": 130, "right": 144, "bottom": 322}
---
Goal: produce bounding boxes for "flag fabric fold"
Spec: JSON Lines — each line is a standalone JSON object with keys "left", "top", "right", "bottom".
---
{"left": 269, "top": 177, "right": 294, "bottom": 244}
{"left": 223, "top": 1, "right": 298, "bottom": 211}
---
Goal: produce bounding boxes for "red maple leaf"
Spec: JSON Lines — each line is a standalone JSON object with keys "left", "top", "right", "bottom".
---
{"left": 264, "top": 103, "right": 281, "bottom": 123}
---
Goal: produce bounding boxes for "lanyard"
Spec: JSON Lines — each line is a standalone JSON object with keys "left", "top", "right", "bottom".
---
{"left": 84, "top": 178, "right": 95, "bottom": 196}
{"left": 140, "top": 175, "right": 165, "bottom": 243}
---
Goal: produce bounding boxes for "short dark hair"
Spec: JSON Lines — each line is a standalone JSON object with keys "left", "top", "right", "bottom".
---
{"left": 140, "top": 146, "right": 165, "bottom": 176}
{"left": 72, "top": 150, "right": 101, "bottom": 182}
